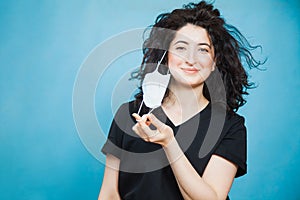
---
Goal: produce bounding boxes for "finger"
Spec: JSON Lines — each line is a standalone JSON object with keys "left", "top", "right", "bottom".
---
{"left": 148, "top": 113, "right": 166, "bottom": 131}
{"left": 132, "top": 123, "right": 149, "bottom": 140}
{"left": 136, "top": 123, "right": 152, "bottom": 141}
{"left": 132, "top": 113, "right": 142, "bottom": 122}
{"left": 145, "top": 121, "right": 151, "bottom": 126}
{"left": 138, "top": 121, "right": 159, "bottom": 139}
{"left": 141, "top": 114, "right": 152, "bottom": 126}
{"left": 133, "top": 113, "right": 152, "bottom": 126}
{"left": 139, "top": 120, "right": 152, "bottom": 132}
{"left": 132, "top": 113, "right": 149, "bottom": 124}
{"left": 141, "top": 114, "right": 148, "bottom": 122}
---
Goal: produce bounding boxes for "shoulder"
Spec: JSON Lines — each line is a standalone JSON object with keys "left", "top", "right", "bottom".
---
{"left": 221, "top": 111, "right": 247, "bottom": 141}
{"left": 115, "top": 100, "right": 135, "bottom": 114}
{"left": 114, "top": 100, "right": 141, "bottom": 122}
{"left": 112, "top": 101, "right": 132, "bottom": 122}
{"left": 210, "top": 102, "right": 245, "bottom": 129}
{"left": 213, "top": 111, "right": 247, "bottom": 177}
{"left": 226, "top": 112, "right": 246, "bottom": 129}
{"left": 208, "top": 102, "right": 246, "bottom": 135}
{"left": 110, "top": 101, "right": 137, "bottom": 135}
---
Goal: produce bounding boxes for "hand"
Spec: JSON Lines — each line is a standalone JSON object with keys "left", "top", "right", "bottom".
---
{"left": 132, "top": 113, "right": 174, "bottom": 147}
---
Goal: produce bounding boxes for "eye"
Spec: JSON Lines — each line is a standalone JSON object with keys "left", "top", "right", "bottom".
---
{"left": 199, "top": 48, "right": 209, "bottom": 53}
{"left": 175, "top": 46, "right": 186, "bottom": 51}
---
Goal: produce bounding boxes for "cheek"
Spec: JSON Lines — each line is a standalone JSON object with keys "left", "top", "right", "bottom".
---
{"left": 199, "top": 58, "right": 215, "bottom": 71}
{"left": 168, "top": 53, "right": 183, "bottom": 68}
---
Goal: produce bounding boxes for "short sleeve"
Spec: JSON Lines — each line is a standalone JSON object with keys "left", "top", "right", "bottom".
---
{"left": 101, "top": 118, "right": 123, "bottom": 159}
{"left": 213, "top": 115, "right": 247, "bottom": 177}
{"left": 101, "top": 104, "right": 129, "bottom": 159}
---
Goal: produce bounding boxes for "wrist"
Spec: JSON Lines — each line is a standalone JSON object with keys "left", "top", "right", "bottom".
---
{"left": 163, "top": 137, "right": 184, "bottom": 164}
{"left": 162, "top": 134, "right": 175, "bottom": 148}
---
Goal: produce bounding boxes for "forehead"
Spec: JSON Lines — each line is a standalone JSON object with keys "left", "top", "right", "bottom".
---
{"left": 172, "top": 23, "right": 211, "bottom": 44}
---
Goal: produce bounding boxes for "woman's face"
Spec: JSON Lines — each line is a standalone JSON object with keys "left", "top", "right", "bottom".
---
{"left": 168, "top": 23, "right": 215, "bottom": 88}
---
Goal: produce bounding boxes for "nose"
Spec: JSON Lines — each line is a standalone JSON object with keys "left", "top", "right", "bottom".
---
{"left": 185, "top": 50, "right": 196, "bottom": 66}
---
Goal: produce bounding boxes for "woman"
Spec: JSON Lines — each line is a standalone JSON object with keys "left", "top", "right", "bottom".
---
{"left": 99, "top": 1, "right": 262, "bottom": 199}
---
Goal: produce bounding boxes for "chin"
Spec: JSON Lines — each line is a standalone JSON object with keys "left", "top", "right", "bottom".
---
{"left": 178, "top": 79, "right": 205, "bottom": 88}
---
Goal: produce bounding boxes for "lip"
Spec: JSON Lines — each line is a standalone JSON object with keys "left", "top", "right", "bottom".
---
{"left": 181, "top": 67, "right": 200, "bottom": 74}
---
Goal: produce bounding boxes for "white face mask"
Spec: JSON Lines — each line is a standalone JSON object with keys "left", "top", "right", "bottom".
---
{"left": 138, "top": 51, "right": 170, "bottom": 114}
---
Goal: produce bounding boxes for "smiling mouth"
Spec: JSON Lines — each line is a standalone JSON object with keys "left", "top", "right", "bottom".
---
{"left": 181, "top": 67, "right": 200, "bottom": 73}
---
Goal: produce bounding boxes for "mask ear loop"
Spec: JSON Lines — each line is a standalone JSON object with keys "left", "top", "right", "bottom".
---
{"left": 155, "top": 51, "right": 167, "bottom": 72}
{"left": 137, "top": 50, "right": 167, "bottom": 116}
{"left": 137, "top": 99, "right": 144, "bottom": 116}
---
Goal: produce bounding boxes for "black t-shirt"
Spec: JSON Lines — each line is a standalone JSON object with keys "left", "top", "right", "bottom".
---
{"left": 102, "top": 101, "right": 247, "bottom": 200}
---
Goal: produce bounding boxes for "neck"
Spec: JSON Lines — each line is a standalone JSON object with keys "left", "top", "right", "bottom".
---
{"left": 164, "top": 79, "right": 209, "bottom": 111}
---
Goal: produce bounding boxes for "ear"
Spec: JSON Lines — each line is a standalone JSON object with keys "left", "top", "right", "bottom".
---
{"left": 211, "top": 63, "right": 216, "bottom": 71}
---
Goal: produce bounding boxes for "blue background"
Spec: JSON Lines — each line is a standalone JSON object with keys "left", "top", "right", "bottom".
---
{"left": 1, "top": 0, "right": 299, "bottom": 199}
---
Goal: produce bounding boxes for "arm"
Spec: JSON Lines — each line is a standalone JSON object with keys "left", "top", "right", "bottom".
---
{"left": 132, "top": 113, "right": 237, "bottom": 200}
{"left": 98, "top": 154, "right": 121, "bottom": 200}
{"left": 164, "top": 138, "right": 237, "bottom": 200}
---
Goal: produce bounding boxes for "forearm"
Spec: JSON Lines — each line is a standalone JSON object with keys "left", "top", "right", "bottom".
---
{"left": 132, "top": 113, "right": 234, "bottom": 199}
{"left": 98, "top": 155, "right": 121, "bottom": 200}
{"left": 98, "top": 190, "right": 120, "bottom": 200}
{"left": 98, "top": 191, "right": 120, "bottom": 200}
{"left": 163, "top": 139, "right": 219, "bottom": 200}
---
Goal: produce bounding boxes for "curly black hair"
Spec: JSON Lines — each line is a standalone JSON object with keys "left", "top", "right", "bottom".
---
{"left": 131, "top": 1, "right": 264, "bottom": 112}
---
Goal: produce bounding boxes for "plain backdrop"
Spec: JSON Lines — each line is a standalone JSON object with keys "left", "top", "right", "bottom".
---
{"left": 0, "top": 0, "right": 299, "bottom": 199}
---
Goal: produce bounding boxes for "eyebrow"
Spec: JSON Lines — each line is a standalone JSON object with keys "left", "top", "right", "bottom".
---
{"left": 174, "top": 40, "right": 211, "bottom": 49}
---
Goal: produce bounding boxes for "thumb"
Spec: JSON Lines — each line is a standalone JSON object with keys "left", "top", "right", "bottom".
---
{"left": 132, "top": 113, "right": 142, "bottom": 121}
{"left": 148, "top": 113, "right": 166, "bottom": 131}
